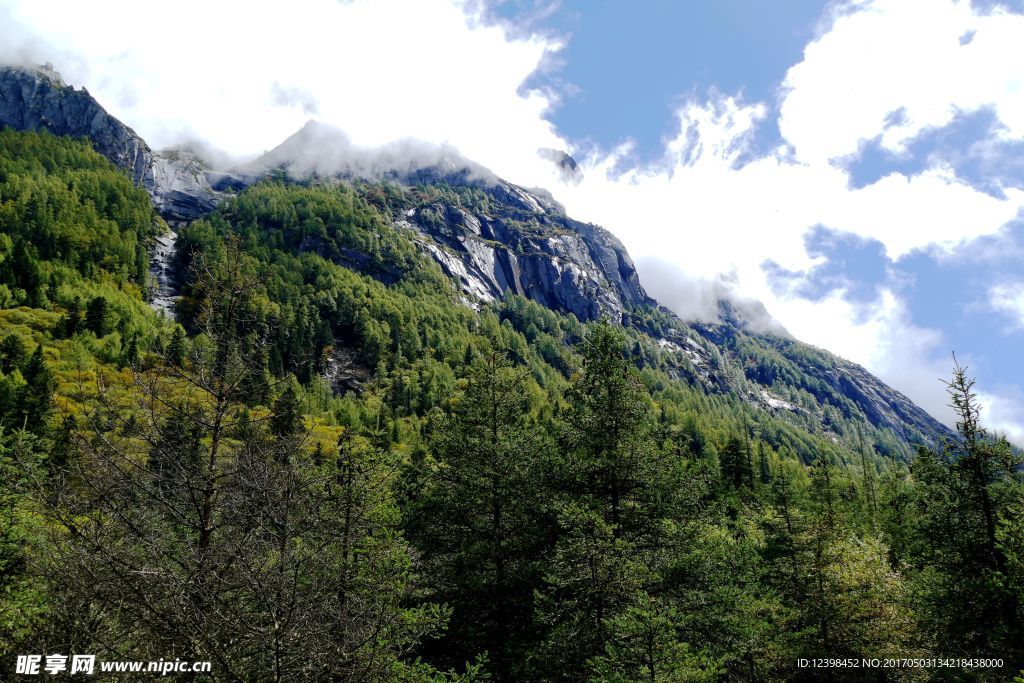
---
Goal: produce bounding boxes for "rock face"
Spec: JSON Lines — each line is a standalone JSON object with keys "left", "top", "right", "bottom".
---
{"left": 398, "top": 182, "right": 651, "bottom": 322}
{"left": 0, "top": 77, "right": 953, "bottom": 448}
{"left": 247, "top": 122, "right": 952, "bottom": 447}
{"left": 388, "top": 171, "right": 952, "bottom": 447}
{"left": 247, "top": 120, "right": 651, "bottom": 322}
{"left": 0, "top": 64, "right": 219, "bottom": 223}
{"left": 148, "top": 231, "right": 179, "bottom": 314}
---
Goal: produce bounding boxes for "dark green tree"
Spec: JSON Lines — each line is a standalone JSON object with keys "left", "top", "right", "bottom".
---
{"left": 59, "top": 297, "right": 84, "bottom": 338}
{"left": 269, "top": 384, "right": 303, "bottom": 438}
{"left": 18, "top": 346, "right": 54, "bottom": 432}
{"left": 0, "top": 334, "right": 26, "bottom": 374}
{"left": 720, "top": 434, "right": 754, "bottom": 490}
{"left": 537, "top": 322, "right": 679, "bottom": 678}
{"left": 166, "top": 326, "right": 186, "bottom": 367}
{"left": 409, "top": 349, "right": 548, "bottom": 679}
{"left": 906, "top": 360, "right": 1024, "bottom": 668}
{"left": 85, "top": 296, "right": 111, "bottom": 337}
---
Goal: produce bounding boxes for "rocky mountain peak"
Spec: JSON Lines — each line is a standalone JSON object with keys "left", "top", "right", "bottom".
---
{"left": 0, "top": 64, "right": 219, "bottom": 224}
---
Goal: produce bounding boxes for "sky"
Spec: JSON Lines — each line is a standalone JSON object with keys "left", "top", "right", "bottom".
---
{"left": 2, "top": 0, "right": 1024, "bottom": 443}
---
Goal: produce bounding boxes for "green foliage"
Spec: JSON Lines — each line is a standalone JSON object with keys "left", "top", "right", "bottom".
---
{"left": 0, "top": 129, "right": 160, "bottom": 306}
{"left": 1, "top": 138, "right": 1021, "bottom": 681}
{"left": 406, "top": 349, "right": 550, "bottom": 678}
{"left": 587, "top": 592, "right": 723, "bottom": 682}
{"left": 892, "top": 361, "right": 1024, "bottom": 667}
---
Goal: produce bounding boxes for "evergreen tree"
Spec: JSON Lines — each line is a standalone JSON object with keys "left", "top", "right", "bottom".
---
{"left": 906, "top": 361, "right": 1024, "bottom": 668}
{"left": 757, "top": 441, "right": 772, "bottom": 486}
{"left": 587, "top": 592, "right": 723, "bottom": 682}
{"left": 0, "top": 333, "right": 26, "bottom": 374}
{"left": 720, "top": 435, "right": 754, "bottom": 490}
{"left": 269, "top": 384, "right": 303, "bottom": 438}
{"left": 85, "top": 295, "right": 111, "bottom": 336}
{"left": 18, "top": 345, "right": 53, "bottom": 432}
{"left": 59, "top": 296, "right": 84, "bottom": 338}
{"left": 408, "top": 349, "right": 548, "bottom": 679}
{"left": 166, "top": 326, "right": 186, "bottom": 367}
{"left": 537, "top": 322, "right": 677, "bottom": 678}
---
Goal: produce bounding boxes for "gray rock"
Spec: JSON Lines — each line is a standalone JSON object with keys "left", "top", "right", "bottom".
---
{"left": 0, "top": 64, "right": 220, "bottom": 223}
{"left": 538, "top": 148, "right": 583, "bottom": 184}
{"left": 401, "top": 183, "right": 653, "bottom": 322}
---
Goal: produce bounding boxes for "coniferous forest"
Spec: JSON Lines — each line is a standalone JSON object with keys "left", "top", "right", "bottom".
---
{"left": 1, "top": 129, "right": 1023, "bottom": 681}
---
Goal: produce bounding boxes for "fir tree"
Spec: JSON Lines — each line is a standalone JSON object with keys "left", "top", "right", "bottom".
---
{"left": 85, "top": 295, "right": 111, "bottom": 336}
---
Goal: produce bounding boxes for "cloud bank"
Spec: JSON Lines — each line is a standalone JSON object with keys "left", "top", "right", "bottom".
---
{"left": 3, "top": 0, "right": 1024, "bottom": 440}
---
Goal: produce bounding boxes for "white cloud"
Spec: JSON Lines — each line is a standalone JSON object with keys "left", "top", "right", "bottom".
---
{"left": 3, "top": 0, "right": 1024, "bottom": 441}
{"left": 989, "top": 281, "right": 1024, "bottom": 328}
{"left": 977, "top": 387, "right": 1024, "bottom": 445}
{"left": 779, "top": 0, "right": 1024, "bottom": 165}
{"left": 0, "top": 0, "right": 567, "bottom": 181}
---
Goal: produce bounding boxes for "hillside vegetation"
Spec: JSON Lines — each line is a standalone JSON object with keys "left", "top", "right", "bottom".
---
{"left": 1, "top": 130, "right": 1022, "bottom": 681}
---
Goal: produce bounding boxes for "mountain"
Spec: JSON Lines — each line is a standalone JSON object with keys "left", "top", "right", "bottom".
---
{"left": 0, "top": 64, "right": 219, "bottom": 223}
{"left": 0, "top": 64, "right": 952, "bottom": 452}
{"left": 240, "top": 121, "right": 952, "bottom": 450}
{"left": 6, "top": 65, "right": 1023, "bottom": 683}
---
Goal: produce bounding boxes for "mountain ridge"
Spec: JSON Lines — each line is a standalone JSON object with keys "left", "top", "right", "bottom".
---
{"left": 0, "top": 63, "right": 953, "bottom": 451}
{"left": 0, "top": 64, "right": 220, "bottom": 223}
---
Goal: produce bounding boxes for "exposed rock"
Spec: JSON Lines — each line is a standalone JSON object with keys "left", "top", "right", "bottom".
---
{"left": 149, "top": 155, "right": 220, "bottom": 225}
{"left": 244, "top": 122, "right": 953, "bottom": 446}
{"left": 831, "top": 356, "right": 943, "bottom": 442}
{"left": 148, "top": 231, "right": 179, "bottom": 314}
{"left": 0, "top": 64, "right": 220, "bottom": 223}
{"left": 758, "top": 388, "right": 799, "bottom": 412}
{"left": 324, "top": 345, "right": 372, "bottom": 395}
{"left": 538, "top": 148, "right": 583, "bottom": 184}
{"left": 400, "top": 184, "right": 653, "bottom": 322}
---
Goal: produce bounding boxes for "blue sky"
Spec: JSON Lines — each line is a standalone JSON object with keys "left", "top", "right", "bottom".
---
{"left": 4, "top": 0, "right": 1024, "bottom": 441}
{"left": 492, "top": 0, "right": 829, "bottom": 162}
{"left": 482, "top": 0, "right": 1024, "bottom": 441}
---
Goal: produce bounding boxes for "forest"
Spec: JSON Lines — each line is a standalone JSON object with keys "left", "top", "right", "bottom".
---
{"left": 1, "top": 129, "right": 1022, "bottom": 681}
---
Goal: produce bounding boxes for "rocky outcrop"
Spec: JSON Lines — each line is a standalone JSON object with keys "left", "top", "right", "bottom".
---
{"left": 538, "top": 148, "right": 583, "bottom": 184}
{"left": 244, "top": 120, "right": 652, "bottom": 322}
{"left": 148, "top": 231, "right": 178, "bottom": 314}
{"left": 398, "top": 181, "right": 652, "bottom": 322}
{"left": 830, "top": 357, "right": 945, "bottom": 442}
{"left": 0, "top": 64, "right": 219, "bottom": 223}
{"left": 147, "top": 151, "right": 220, "bottom": 224}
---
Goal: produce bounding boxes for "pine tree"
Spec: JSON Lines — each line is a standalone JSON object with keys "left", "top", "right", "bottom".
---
{"left": 59, "top": 296, "right": 84, "bottom": 338}
{"left": 0, "top": 334, "right": 26, "bottom": 374}
{"left": 537, "top": 322, "right": 676, "bottom": 677}
{"left": 85, "top": 295, "right": 111, "bottom": 336}
{"left": 757, "top": 441, "right": 772, "bottom": 486}
{"left": 269, "top": 384, "right": 303, "bottom": 438}
{"left": 906, "top": 360, "right": 1024, "bottom": 667}
{"left": 166, "top": 326, "right": 186, "bottom": 367}
{"left": 18, "top": 345, "right": 53, "bottom": 431}
{"left": 408, "top": 349, "right": 548, "bottom": 679}
{"left": 587, "top": 592, "right": 722, "bottom": 682}
{"left": 720, "top": 435, "right": 754, "bottom": 490}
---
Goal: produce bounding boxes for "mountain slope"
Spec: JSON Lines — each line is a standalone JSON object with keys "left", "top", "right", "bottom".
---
{"left": 0, "top": 65, "right": 952, "bottom": 452}
{"left": 0, "top": 64, "right": 219, "bottom": 223}
{"left": 394, "top": 179, "right": 952, "bottom": 449}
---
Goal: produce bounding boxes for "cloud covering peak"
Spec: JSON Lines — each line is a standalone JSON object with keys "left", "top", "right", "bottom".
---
{"left": 3, "top": 0, "right": 1024, "bottom": 441}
